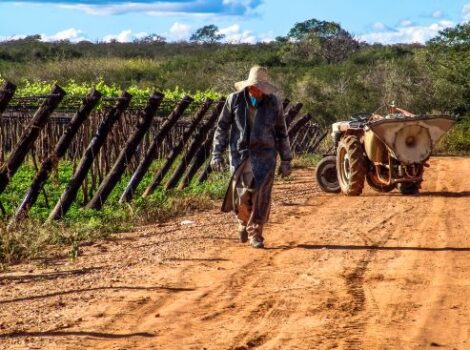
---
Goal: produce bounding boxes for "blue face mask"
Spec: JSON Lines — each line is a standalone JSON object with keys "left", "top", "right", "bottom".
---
{"left": 250, "top": 96, "right": 258, "bottom": 107}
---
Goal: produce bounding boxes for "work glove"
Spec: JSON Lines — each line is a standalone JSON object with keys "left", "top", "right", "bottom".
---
{"left": 210, "top": 158, "right": 225, "bottom": 172}
{"left": 278, "top": 160, "right": 292, "bottom": 178}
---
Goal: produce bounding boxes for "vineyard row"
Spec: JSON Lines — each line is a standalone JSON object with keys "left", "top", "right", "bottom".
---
{"left": 0, "top": 81, "right": 325, "bottom": 223}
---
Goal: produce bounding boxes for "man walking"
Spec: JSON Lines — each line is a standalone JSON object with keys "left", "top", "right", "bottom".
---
{"left": 211, "top": 65, "right": 293, "bottom": 249}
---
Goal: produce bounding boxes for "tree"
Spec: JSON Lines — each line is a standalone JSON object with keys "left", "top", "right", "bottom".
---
{"left": 322, "top": 31, "right": 360, "bottom": 64}
{"left": 426, "top": 23, "right": 470, "bottom": 114}
{"left": 280, "top": 34, "right": 323, "bottom": 65}
{"left": 190, "top": 25, "right": 225, "bottom": 44}
{"left": 428, "top": 23, "right": 470, "bottom": 48}
{"left": 133, "top": 34, "right": 166, "bottom": 44}
{"left": 22, "top": 35, "right": 42, "bottom": 42}
{"left": 280, "top": 18, "right": 359, "bottom": 64}
{"left": 287, "top": 18, "right": 346, "bottom": 41}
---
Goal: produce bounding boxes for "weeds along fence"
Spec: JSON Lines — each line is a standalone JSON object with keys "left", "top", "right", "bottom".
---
{"left": 0, "top": 81, "right": 325, "bottom": 222}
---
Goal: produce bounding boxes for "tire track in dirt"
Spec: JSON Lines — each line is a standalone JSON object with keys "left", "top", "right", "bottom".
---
{"left": 1, "top": 158, "right": 470, "bottom": 350}
{"left": 405, "top": 157, "right": 470, "bottom": 348}
{"left": 307, "top": 199, "right": 416, "bottom": 349}
{"left": 355, "top": 157, "right": 470, "bottom": 349}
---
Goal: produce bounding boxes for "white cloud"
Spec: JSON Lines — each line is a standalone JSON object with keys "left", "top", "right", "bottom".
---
{"left": 372, "top": 22, "right": 387, "bottom": 31}
{"left": 134, "top": 32, "right": 149, "bottom": 40}
{"left": 169, "top": 22, "right": 191, "bottom": 40}
{"left": 259, "top": 32, "right": 276, "bottom": 43}
{"left": 359, "top": 20, "right": 454, "bottom": 44}
{"left": 223, "top": 0, "right": 248, "bottom": 4}
{"left": 399, "top": 20, "right": 413, "bottom": 27}
{"left": 463, "top": 3, "right": 470, "bottom": 22}
{"left": 40, "top": 28, "right": 88, "bottom": 42}
{"left": 58, "top": 3, "right": 174, "bottom": 16}
{"left": 102, "top": 29, "right": 144, "bottom": 42}
{"left": 432, "top": 10, "right": 444, "bottom": 19}
{"left": 53, "top": 0, "right": 259, "bottom": 16}
{"left": 218, "top": 24, "right": 256, "bottom": 44}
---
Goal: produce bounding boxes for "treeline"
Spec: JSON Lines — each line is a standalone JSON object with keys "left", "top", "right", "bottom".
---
{"left": 0, "top": 18, "right": 469, "bottom": 143}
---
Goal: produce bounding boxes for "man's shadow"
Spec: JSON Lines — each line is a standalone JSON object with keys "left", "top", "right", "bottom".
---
{"left": 267, "top": 244, "right": 470, "bottom": 252}
{"left": 419, "top": 191, "right": 470, "bottom": 198}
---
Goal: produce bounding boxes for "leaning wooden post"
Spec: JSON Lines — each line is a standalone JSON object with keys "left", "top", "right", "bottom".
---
{"left": 133, "top": 99, "right": 213, "bottom": 201}
{"left": 307, "top": 128, "right": 328, "bottom": 154}
{"left": 285, "top": 102, "right": 303, "bottom": 128}
{"left": 196, "top": 162, "right": 212, "bottom": 184}
{"left": 86, "top": 92, "right": 164, "bottom": 210}
{"left": 282, "top": 98, "right": 290, "bottom": 111}
{"left": 118, "top": 95, "right": 193, "bottom": 203}
{"left": 0, "top": 85, "right": 66, "bottom": 195}
{"left": 296, "top": 128, "right": 311, "bottom": 153}
{"left": 0, "top": 81, "right": 17, "bottom": 203}
{"left": 288, "top": 113, "right": 312, "bottom": 140}
{"left": 47, "top": 91, "right": 131, "bottom": 221}
{"left": 12, "top": 89, "right": 102, "bottom": 222}
{"left": 0, "top": 81, "right": 16, "bottom": 170}
{"left": 0, "top": 81, "right": 17, "bottom": 116}
{"left": 161, "top": 98, "right": 225, "bottom": 192}
{"left": 178, "top": 128, "right": 216, "bottom": 190}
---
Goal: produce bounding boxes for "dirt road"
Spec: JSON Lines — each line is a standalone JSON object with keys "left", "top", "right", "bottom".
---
{"left": 1, "top": 157, "right": 470, "bottom": 350}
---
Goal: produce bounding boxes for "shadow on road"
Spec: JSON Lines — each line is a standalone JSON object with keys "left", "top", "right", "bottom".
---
{"left": 419, "top": 191, "right": 470, "bottom": 198}
{"left": 165, "top": 257, "right": 229, "bottom": 262}
{"left": 0, "top": 266, "right": 105, "bottom": 283}
{"left": 267, "top": 244, "right": 470, "bottom": 252}
{"left": 0, "top": 330, "right": 155, "bottom": 339}
{"left": 340, "top": 191, "right": 470, "bottom": 198}
{"left": 0, "top": 285, "right": 195, "bottom": 304}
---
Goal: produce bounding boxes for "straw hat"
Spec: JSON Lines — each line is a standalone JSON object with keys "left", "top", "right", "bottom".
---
{"left": 234, "top": 65, "right": 278, "bottom": 95}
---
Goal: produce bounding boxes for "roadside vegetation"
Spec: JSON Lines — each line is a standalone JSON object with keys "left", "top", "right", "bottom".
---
{"left": 1, "top": 18, "right": 469, "bottom": 264}
{"left": 0, "top": 159, "right": 231, "bottom": 265}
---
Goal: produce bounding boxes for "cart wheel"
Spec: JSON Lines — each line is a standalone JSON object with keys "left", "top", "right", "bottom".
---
{"left": 315, "top": 155, "right": 340, "bottom": 193}
{"left": 336, "top": 135, "right": 367, "bottom": 196}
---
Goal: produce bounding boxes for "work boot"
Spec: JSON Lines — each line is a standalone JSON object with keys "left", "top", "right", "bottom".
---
{"left": 238, "top": 226, "right": 248, "bottom": 243}
{"left": 250, "top": 236, "right": 264, "bottom": 249}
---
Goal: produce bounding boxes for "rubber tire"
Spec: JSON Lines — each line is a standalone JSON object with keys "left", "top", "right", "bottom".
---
{"left": 315, "top": 156, "right": 340, "bottom": 193}
{"left": 366, "top": 172, "right": 395, "bottom": 193}
{"left": 398, "top": 182, "right": 420, "bottom": 195}
{"left": 336, "top": 135, "right": 367, "bottom": 196}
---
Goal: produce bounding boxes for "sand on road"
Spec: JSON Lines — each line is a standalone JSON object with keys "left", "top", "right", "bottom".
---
{"left": 1, "top": 157, "right": 470, "bottom": 350}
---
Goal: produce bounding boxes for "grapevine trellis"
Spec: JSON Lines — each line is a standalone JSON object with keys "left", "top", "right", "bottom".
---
{"left": 0, "top": 81, "right": 325, "bottom": 222}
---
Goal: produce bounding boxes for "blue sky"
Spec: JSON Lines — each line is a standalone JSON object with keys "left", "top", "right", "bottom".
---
{"left": 1, "top": 0, "right": 469, "bottom": 44}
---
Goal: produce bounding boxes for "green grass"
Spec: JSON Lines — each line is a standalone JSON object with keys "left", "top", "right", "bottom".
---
{"left": 0, "top": 153, "right": 320, "bottom": 265}
{"left": 436, "top": 116, "right": 470, "bottom": 155}
{"left": 0, "top": 159, "right": 231, "bottom": 264}
{"left": 10, "top": 79, "right": 221, "bottom": 111}
{"left": 292, "top": 154, "right": 322, "bottom": 168}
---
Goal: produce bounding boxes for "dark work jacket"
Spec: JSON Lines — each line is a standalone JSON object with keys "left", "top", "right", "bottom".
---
{"left": 212, "top": 88, "right": 292, "bottom": 223}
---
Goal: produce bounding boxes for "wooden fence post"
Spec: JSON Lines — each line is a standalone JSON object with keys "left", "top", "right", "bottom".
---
{"left": 285, "top": 102, "right": 303, "bottom": 128}
{"left": 135, "top": 99, "right": 212, "bottom": 200}
{"left": 161, "top": 98, "right": 225, "bottom": 192}
{"left": 12, "top": 89, "right": 102, "bottom": 222}
{"left": 47, "top": 91, "right": 131, "bottom": 221}
{"left": 0, "top": 85, "right": 66, "bottom": 195}
{"left": 0, "top": 81, "right": 17, "bottom": 116}
{"left": 178, "top": 128, "right": 216, "bottom": 190}
{"left": 118, "top": 95, "right": 193, "bottom": 202}
{"left": 306, "top": 129, "right": 327, "bottom": 154}
{"left": 282, "top": 98, "right": 290, "bottom": 111}
{"left": 196, "top": 162, "right": 212, "bottom": 184}
{"left": 288, "top": 113, "right": 312, "bottom": 140}
{"left": 86, "top": 92, "right": 164, "bottom": 210}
